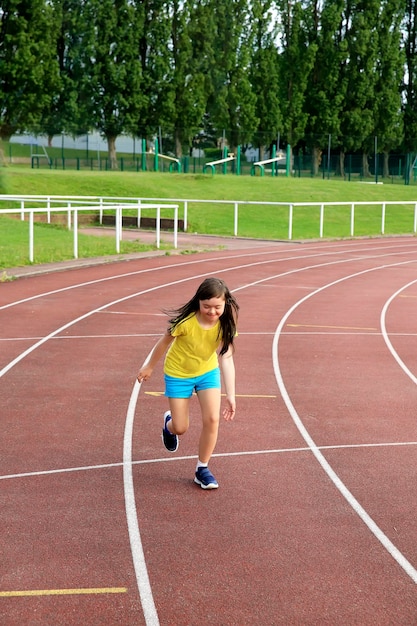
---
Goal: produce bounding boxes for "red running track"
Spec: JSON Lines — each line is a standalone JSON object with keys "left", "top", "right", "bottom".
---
{"left": 1, "top": 237, "right": 417, "bottom": 625}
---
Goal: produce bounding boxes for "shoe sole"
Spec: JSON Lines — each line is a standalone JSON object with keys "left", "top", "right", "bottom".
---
{"left": 194, "top": 477, "right": 219, "bottom": 489}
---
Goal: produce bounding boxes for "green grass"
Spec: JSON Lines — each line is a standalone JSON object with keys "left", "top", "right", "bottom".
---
{"left": 1, "top": 167, "right": 416, "bottom": 272}
{"left": 0, "top": 215, "right": 168, "bottom": 271}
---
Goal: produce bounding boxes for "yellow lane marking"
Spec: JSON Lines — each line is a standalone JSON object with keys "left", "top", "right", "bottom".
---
{"left": 287, "top": 323, "right": 377, "bottom": 331}
{"left": 145, "top": 392, "right": 276, "bottom": 398}
{"left": 0, "top": 587, "right": 128, "bottom": 597}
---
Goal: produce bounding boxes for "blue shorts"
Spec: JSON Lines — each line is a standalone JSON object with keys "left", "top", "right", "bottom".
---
{"left": 164, "top": 367, "right": 221, "bottom": 398}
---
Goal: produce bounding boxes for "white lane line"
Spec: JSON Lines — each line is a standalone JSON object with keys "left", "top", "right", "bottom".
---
{"left": 0, "top": 253, "right": 393, "bottom": 381}
{"left": 1, "top": 239, "right": 414, "bottom": 312}
{"left": 381, "top": 279, "right": 417, "bottom": 385}
{"left": 1, "top": 440, "right": 417, "bottom": 482}
{"left": 0, "top": 247, "right": 304, "bottom": 311}
{"left": 123, "top": 380, "right": 159, "bottom": 626}
{"left": 272, "top": 267, "right": 417, "bottom": 584}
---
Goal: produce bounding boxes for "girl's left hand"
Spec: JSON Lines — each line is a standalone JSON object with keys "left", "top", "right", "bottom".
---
{"left": 222, "top": 398, "right": 236, "bottom": 421}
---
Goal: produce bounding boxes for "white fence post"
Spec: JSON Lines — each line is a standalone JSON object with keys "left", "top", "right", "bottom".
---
{"left": 156, "top": 207, "right": 161, "bottom": 248}
{"left": 29, "top": 211, "right": 34, "bottom": 262}
{"left": 320, "top": 204, "right": 324, "bottom": 238}
{"left": 288, "top": 204, "right": 293, "bottom": 240}
{"left": 174, "top": 206, "right": 178, "bottom": 249}
{"left": 115, "top": 207, "right": 121, "bottom": 253}
{"left": 350, "top": 203, "right": 355, "bottom": 236}
{"left": 73, "top": 209, "right": 78, "bottom": 258}
{"left": 381, "top": 203, "right": 386, "bottom": 234}
{"left": 137, "top": 199, "right": 141, "bottom": 228}
{"left": 183, "top": 201, "right": 188, "bottom": 231}
{"left": 234, "top": 202, "right": 238, "bottom": 236}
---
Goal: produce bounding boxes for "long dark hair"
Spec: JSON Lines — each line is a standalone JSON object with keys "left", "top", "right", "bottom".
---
{"left": 168, "top": 277, "right": 239, "bottom": 355}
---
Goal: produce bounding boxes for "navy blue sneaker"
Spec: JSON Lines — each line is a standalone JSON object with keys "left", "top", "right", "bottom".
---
{"left": 162, "top": 411, "right": 178, "bottom": 452}
{"left": 194, "top": 466, "right": 219, "bottom": 489}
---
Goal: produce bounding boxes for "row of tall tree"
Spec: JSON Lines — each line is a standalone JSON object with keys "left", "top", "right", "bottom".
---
{"left": 1, "top": 0, "right": 417, "bottom": 174}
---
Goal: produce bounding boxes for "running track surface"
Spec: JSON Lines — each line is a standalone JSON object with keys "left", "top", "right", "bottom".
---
{"left": 1, "top": 236, "right": 417, "bottom": 625}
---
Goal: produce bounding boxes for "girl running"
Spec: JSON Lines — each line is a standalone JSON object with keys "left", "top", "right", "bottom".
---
{"left": 137, "top": 277, "right": 239, "bottom": 489}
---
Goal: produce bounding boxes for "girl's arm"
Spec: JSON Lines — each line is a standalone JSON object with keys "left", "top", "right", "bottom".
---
{"left": 218, "top": 345, "right": 236, "bottom": 421}
{"left": 137, "top": 331, "right": 174, "bottom": 383}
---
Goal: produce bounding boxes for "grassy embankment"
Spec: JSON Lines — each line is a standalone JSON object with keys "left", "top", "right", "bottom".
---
{"left": 1, "top": 166, "right": 417, "bottom": 273}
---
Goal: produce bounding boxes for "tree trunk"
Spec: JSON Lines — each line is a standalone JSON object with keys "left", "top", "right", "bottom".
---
{"left": 174, "top": 129, "right": 183, "bottom": 158}
{"left": 312, "top": 146, "right": 322, "bottom": 176}
{"left": 107, "top": 135, "right": 118, "bottom": 170}
{"left": 383, "top": 151, "right": 389, "bottom": 178}
{"left": 362, "top": 152, "right": 371, "bottom": 177}
{"left": 339, "top": 150, "right": 345, "bottom": 178}
{"left": 0, "top": 124, "right": 15, "bottom": 142}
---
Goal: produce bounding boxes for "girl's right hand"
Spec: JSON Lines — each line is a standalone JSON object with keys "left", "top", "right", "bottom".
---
{"left": 137, "top": 365, "right": 153, "bottom": 383}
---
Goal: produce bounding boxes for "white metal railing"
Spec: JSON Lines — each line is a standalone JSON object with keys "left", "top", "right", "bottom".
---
{"left": 0, "top": 196, "right": 179, "bottom": 263}
{"left": 116, "top": 196, "right": 417, "bottom": 239}
{"left": 1, "top": 195, "right": 417, "bottom": 264}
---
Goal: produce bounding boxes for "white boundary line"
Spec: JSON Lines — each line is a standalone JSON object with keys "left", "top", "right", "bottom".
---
{"left": 271, "top": 266, "right": 417, "bottom": 584}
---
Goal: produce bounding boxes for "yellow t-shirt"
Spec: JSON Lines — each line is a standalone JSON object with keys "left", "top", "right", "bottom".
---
{"left": 164, "top": 313, "right": 222, "bottom": 378}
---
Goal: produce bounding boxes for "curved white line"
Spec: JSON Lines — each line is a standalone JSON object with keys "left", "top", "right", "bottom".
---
{"left": 381, "top": 279, "right": 417, "bottom": 385}
{"left": 272, "top": 267, "right": 417, "bottom": 583}
{"left": 123, "top": 380, "right": 160, "bottom": 625}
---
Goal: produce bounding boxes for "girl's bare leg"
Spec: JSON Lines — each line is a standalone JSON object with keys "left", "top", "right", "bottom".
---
{"left": 196, "top": 388, "right": 221, "bottom": 463}
{"left": 167, "top": 397, "right": 190, "bottom": 435}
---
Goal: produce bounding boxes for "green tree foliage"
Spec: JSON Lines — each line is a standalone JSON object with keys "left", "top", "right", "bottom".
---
{"left": 403, "top": 0, "right": 417, "bottom": 152}
{"left": 277, "top": 0, "right": 318, "bottom": 161}
{"left": 169, "top": 0, "right": 212, "bottom": 157}
{"left": 338, "top": 1, "right": 382, "bottom": 175}
{"left": 249, "top": 0, "right": 282, "bottom": 159}
{"left": 0, "top": 0, "right": 60, "bottom": 140}
{"left": 84, "top": 0, "right": 145, "bottom": 168}
{"left": 373, "top": 0, "right": 404, "bottom": 176}
{"left": 1, "top": 0, "right": 415, "bottom": 171}
{"left": 304, "top": 0, "right": 347, "bottom": 174}
{"left": 206, "top": 0, "right": 258, "bottom": 152}
{"left": 38, "top": 0, "right": 92, "bottom": 142}
{"left": 137, "top": 0, "right": 173, "bottom": 142}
